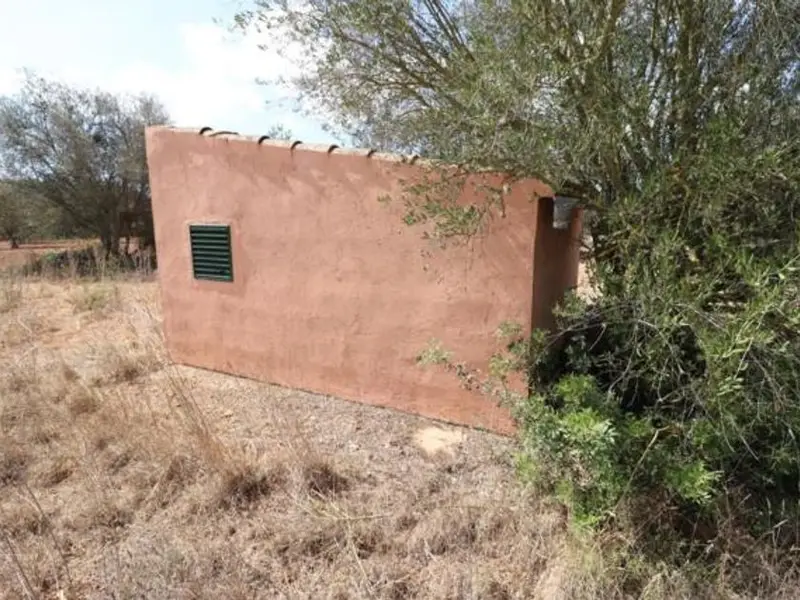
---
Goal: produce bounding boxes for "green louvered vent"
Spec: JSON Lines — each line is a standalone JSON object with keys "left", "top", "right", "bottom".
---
{"left": 189, "top": 224, "right": 233, "bottom": 282}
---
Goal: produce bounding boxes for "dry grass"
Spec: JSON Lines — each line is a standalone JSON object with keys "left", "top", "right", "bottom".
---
{"left": 68, "top": 283, "right": 121, "bottom": 315}
{"left": 0, "top": 272, "right": 796, "bottom": 599}
{"left": 0, "top": 278, "right": 23, "bottom": 313}
{"left": 0, "top": 239, "right": 91, "bottom": 271}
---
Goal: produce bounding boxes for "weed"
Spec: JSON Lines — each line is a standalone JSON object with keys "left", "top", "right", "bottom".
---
{"left": 69, "top": 283, "right": 119, "bottom": 315}
{"left": 416, "top": 338, "right": 451, "bottom": 366}
{"left": 215, "top": 463, "right": 288, "bottom": 510}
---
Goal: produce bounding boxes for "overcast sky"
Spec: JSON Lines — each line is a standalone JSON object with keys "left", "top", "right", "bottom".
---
{"left": 0, "top": 0, "right": 336, "bottom": 143}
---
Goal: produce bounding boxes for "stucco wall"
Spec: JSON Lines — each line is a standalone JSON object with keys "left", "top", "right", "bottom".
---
{"left": 145, "top": 127, "right": 581, "bottom": 433}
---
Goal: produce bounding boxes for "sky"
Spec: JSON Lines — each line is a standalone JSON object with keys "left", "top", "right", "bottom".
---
{"left": 0, "top": 0, "right": 338, "bottom": 143}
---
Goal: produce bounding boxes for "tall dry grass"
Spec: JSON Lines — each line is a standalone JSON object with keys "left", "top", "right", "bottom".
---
{"left": 1, "top": 267, "right": 799, "bottom": 599}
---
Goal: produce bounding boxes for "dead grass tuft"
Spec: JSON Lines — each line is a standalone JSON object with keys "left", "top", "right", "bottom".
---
{"left": 0, "top": 503, "right": 49, "bottom": 539}
{"left": 29, "top": 423, "right": 60, "bottom": 445}
{"left": 0, "top": 447, "right": 30, "bottom": 486}
{"left": 68, "top": 283, "right": 120, "bottom": 315}
{"left": 106, "top": 353, "right": 145, "bottom": 383}
{"left": 302, "top": 459, "right": 350, "bottom": 497}
{"left": 91, "top": 432, "right": 112, "bottom": 451}
{"left": 377, "top": 575, "right": 418, "bottom": 600}
{"left": 97, "top": 344, "right": 161, "bottom": 385}
{"left": 66, "top": 385, "right": 99, "bottom": 417}
{"left": 216, "top": 463, "right": 288, "bottom": 510}
{"left": 103, "top": 447, "right": 133, "bottom": 474}
{"left": 481, "top": 579, "right": 513, "bottom": 600}
{"left": 162, "top": 453, "right": 199, "bottom": 487}
{"left": 79, "top": 500, "right": 134, "bottom": 531}
{"left": 61, "top": 363, "right": 80, "bottom": 382}
{"left": 1, "top": 371, "right": 65, "bottom": 448}
{"left": 277, "top": 526, "right": 343, "bottom": 562}
{"left": 414, "top": 511, "right": 478, "bottom": 556}
{"left": 35, "top": 456, "right": 74, "bottom": 487}
{"left": 3, "top": 368, "right": 36, "bottom": 396}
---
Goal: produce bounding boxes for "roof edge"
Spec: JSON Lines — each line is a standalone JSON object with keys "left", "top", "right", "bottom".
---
{"left": 147, "top": 125, "right": 443, "bottom": 169}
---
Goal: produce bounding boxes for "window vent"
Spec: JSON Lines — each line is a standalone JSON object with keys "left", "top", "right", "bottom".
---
{"left": 189, "top": 224, "right": 233, "bottom": 282}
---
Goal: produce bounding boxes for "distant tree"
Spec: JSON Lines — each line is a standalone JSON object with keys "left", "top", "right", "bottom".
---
{"left": 0, "top": 179, "right": 88, "bottom": 247}
{"left": 265, "top": 123, "right": 293, "bottom": 140}
{"left": 0, "top": 71, "right": 171, "bottom": 256}
{"left": 0, "top": 181, "right": 32, "bottom": 248}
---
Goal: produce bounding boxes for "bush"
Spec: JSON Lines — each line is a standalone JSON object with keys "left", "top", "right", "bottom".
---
{"left": 517, "top": 130, "right": 800, "bottom": 551}
{"left": 18, "top": 245, "right": 156, "bottom": 279}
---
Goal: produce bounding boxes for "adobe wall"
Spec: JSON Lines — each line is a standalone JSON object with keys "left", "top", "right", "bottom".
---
{"left": 145, "top": 127, "right": 581, "bottom": 434}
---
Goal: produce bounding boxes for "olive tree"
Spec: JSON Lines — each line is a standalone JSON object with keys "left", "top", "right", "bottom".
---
{"left": 238, "top": 0, "right": 798, "bottom": 262}
{"left": 0, "top": 72, "right": 171, "bottom": 256}
{"left": 237, "top": 0, "right": 800, "bottom": 569}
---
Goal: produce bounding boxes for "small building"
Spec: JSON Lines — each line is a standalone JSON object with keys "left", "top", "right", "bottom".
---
{"left": 145, "top": 126, "right": 582, "bottom": 433}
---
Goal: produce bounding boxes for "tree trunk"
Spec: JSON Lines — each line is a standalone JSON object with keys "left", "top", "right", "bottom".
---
{"left": 100, "top": 218, "right": 121, "bottom": 258}
{"left": 101, "top": 235, "right": 115, "bottom": 259}
{"left": 8, "top": 237, "right": 19, "bottom": 250}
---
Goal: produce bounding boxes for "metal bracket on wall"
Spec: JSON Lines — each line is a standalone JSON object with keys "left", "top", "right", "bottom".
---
{"left": 552, "top": 196, "right": 580, "bottom": 230}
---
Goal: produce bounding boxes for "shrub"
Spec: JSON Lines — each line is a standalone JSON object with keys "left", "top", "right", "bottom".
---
{"left": 517, "top": 131, "right": 800, "bottom": 549}
{"left": 19, "top": 245, "right": 156, "bottom": 279}
{"left": 414, "top": 128, "right": 800, "bottom": 584}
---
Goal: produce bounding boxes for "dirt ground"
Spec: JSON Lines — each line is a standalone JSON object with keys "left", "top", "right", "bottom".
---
{"left": 0, "top": 276, "right": 589, "bottom": 600}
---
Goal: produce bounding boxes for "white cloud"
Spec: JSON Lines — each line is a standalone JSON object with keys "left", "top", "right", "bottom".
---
{"left": 0, "top": 67, "right": 22, "bottom": 95}
{"left": 108, "top": 22, "right": 307, "bottom": 133}
{"left": 1, "top": 19, "right": 331, "bottom": 141}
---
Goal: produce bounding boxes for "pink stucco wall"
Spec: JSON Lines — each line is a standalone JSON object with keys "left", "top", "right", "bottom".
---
{"left": 145, "top": 127, "right": 581, "bottom": 434}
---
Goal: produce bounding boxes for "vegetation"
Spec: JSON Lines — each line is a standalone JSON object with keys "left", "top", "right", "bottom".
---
{"left": 0, "top": 180, "right": 89, "bottom": 247}
{"left": 264, "top": 123, "right": 294, "bottom": 140}
{"left": 0, "top": 71, "right": 170, "bottom": 255}
{"left": 0, "top": 0, "right": 797, "bottom": 594}
{"left": 1, "top": 275, "right": 570, "bottom": 599}
{"left": 0, "top": 182, "right": 31, "bottom": 248}
{"left": 239, "top": 0, "right": 800, "bottom": 594}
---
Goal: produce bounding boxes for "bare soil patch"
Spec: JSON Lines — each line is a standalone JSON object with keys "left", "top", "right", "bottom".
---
{"left": 412, "top": 427, "right": 465, "bottom": 458}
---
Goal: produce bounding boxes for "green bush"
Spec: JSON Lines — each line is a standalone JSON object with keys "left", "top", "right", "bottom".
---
{"left": 517, "top": 129, "right": 800, "bottom": 547}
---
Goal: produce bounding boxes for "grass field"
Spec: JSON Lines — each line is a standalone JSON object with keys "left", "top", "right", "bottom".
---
{"left": 1, "top": 274, "right": 593, "bottom": 599}
{"left": 2, "top": 266, "right": 795, "bottom": 599}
